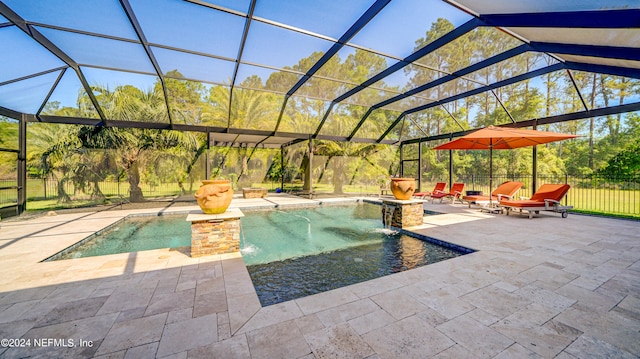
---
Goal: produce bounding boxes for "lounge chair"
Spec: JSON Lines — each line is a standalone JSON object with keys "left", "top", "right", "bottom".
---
{"left": 414, "top": 182, "right": 446, "bottom": 199}
{"left": 379, "top": 180, "right": 391, "bottom": 197}
{"left": 500, "top": 184, "right": 572, "bottom": 219}
{"left": 430, "top": 182, "right": 465, "bottom": 203}
{"left": 462, "top": 181, "right": 523, "bottom": 208}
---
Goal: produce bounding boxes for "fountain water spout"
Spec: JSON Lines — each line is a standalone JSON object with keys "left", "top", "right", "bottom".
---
{"left": 277, "top": 210, "right": 312, "bottom": 237}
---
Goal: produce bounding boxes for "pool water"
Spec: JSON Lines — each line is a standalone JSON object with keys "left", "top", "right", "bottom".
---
{"left": 248, "top": 233, "right": 463, "bottom": 306}
{"left": 51, "top": 215, "right": 191, "bottom": 260}
{"left": 241, "top": 203, "right": 466, "bottom": 306}
{"left": 46, "top": 202, "right": 469, "bottom": 307}
{"left": 240, "top": 204, "right": 397, "bottom": 265}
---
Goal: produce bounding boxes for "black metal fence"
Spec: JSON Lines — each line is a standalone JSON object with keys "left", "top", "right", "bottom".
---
{"left": 0, "top": 177, "right": 187, "bottom": 210}
{"left": 445, "top": 174, "right": 639, "bottom": 216}
{"left": 1, "top": 175, "right": 638, "bottom": 217}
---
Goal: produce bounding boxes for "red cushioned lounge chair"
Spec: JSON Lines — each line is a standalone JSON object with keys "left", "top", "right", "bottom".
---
{"left": 431, "top": 182, "right": 465, "bottom": 204}
{"left": 462, "top": 181, "right": 523, "bottom": 208}
{"left": 500, "top": 184, "right": 572, "bottom": 219}
{"left": 413, "top": 182, "right": 447, "bottom": 199}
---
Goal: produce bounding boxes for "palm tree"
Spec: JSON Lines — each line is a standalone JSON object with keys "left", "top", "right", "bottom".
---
{"left": 27, "top": 123, "right": 81, "bottom": 203}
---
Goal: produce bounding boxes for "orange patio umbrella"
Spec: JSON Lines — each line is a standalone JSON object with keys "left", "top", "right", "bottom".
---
{"left": 433, "top": 126, "right": 577, "bottom": 204}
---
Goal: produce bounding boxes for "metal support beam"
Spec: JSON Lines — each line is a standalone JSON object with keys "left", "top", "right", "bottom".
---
{"left": 406, "top": 63, "right": 565, "bottom": 115}
{"left": 303, "top": 136, "right": 313, "bottom": 197}
{"left": 480, "top": 9, "right": 640, "bottom": 29}
{"left": 230, "top": 0, "right": 256, "bottom": 88}
{"left": 335, "top": 18, "right": 482, "bottom": 104}
{"left": 400, "top": 101, "right": 640, "bottom": 147}
{"left": 566, "top": 69, "right": 589, "bottom": 112}
{"left": 312, "top": 101, "right": 336, "bottom": 137}
{"left": 448, "top": 134, "right": 453, "bottom": 190}
{"left": 523, "top": 101, "right": 640, "bottom": 127}
{"left": 280, "top": 145, "right": 285, "bottom": 191}
{"left": 119, "top": 0, "right": 175, "bottom": 127}
{"left": 532, "top": 121, "right": 538, "bottom": 193}
{"left": 275, "top": 0, "right": 390, "bottom": 133}
{"left": 206, "top": 132, "right": 211, "bottom": 179}
{"left": 406, "top": 114, "right": 430, "bottom": 137}
{"left": 327, "top": 18, "right": 483, "bottom": 140}
{"left": 286, "top": 0, "right": 389, "bottom": 98}
{"left": 272, "top": 95, "right": 291, "bottom": 135}
{"left": 564, "top": 62, "right": 640, "bottom": 80}
{"left": 17, "top": 114, "right": 27, "bottom": 215}
{"left": 0, "top": 2, "right": 107, "bottom": 123}
{"left": 377, "top": 50, "right": 553, "bottom": 144}
{"left": 37, "top": 68, "right": 67, "bottom": 115}
{"left": 377, "top": 113, "right": 406, "bottom": 143}
{"left": 227, "top": 0, "right": 256, "bottom": 131}
{"left": 30, "top": 114, "right": 394, "bottom": 144}
{"left": 372, "top": 44, "right": 530, "bottom": 110}
{"left": 399, "top": 143, "right": 404, "bottom": 177}
{"left": 347, "top": 107, "right": 374, "bottom": 140}
{"left": 531, "top": 42, "right": 640, "bottom": 63}
{"left": 0, "top": 106, "right": 22, "bottom": 120}
{"left": 490, "top": 89, "right": 516, "bottom": 123}
{"left": 417, "top": 141, "right": 422, "bottom": 192}
{"left": 0, "top": 67, "right": 67, "bottom": 88}
{"left": 281, "top": 138, "right": 309, "bottom": 149}
{"left": 440, "top": 104, "right": 465, "bottom": 131}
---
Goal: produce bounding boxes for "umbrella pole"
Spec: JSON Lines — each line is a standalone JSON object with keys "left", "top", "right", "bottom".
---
{"left": 489, "top": 140, "right": 493, "bottom": 206}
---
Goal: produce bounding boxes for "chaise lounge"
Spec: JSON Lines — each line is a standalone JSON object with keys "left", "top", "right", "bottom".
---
{"left": 462, "top": 181, "right": 523, "bottom": 208}
{"left": 500, "top": 183, "right": 572, "bottom": 219}
{"left": 414, "top": 182, "right": 447, "bottom": 199}
{"left": 430, "top": 182, "right": 465, "bottom": 204}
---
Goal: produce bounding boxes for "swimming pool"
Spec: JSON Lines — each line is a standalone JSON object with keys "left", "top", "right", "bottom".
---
{"left": 48, "top": 214, "right": 192, "bottom": 260}
{"left": 241, "top": 203, "right": 468, "bottom": 305}
{"left": 45, "top": 202, "right": 471, "bottom": 306}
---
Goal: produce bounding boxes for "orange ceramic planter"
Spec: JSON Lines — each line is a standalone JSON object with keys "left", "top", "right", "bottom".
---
{"left": 194, "top": 179, "right": 234, "bottom": 214}
{"left": 390, "top": 177, "right": 416, "bottom": 200}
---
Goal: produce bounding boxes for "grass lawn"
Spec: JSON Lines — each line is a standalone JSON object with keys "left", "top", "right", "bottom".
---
{"left": 568, "top": 187, "right": 639, "bottom": 219}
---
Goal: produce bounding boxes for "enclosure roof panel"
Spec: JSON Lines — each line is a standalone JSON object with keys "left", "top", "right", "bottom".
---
{"left": 0, "top": 0, "right": 638, "bottom": 146}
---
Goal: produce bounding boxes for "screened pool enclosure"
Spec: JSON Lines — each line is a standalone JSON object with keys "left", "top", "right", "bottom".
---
{"left": 1, "top": 0, "right": 639, "bottom": 217}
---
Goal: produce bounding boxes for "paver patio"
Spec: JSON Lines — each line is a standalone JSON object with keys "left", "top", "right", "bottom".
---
{"left": 0, "top": 194, "right": 638, "bottom": 358}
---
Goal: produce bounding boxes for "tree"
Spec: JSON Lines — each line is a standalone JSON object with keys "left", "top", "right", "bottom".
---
{"left": 0, "top": 118, "right": 18, "bottom": 178}
{"left": 596, "top": 112, "right": 640, "bottom": 178}
{"left": 33, "top": 77, "right": 205, "bottom": 203}
{"left": 596, "top": 139, "right": 640, "bottom": 177}
{"left": 27, "top": 123, "right": 82, "bottom": 203}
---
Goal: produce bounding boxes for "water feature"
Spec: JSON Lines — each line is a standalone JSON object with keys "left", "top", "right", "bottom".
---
{"left": 277, "top": 210, "right": 312, "bottom": 237}
{"left": 239, "top": 203, "right": 388, "bottom": 265}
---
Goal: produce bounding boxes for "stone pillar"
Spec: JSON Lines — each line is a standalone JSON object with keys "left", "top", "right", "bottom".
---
{"left": 186, "top": 208, "right": 244, "bottom": 257}
{"left": 381, "top": 199, "right": 424, "bottom": 228}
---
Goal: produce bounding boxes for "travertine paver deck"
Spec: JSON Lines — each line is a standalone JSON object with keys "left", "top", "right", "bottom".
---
{"left": 0, "top": 193, "right": 638, "bottom": 358}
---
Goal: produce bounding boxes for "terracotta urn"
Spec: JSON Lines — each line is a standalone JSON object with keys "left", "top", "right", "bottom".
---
{"left": 390, "top": 177, "right": 416, "bottom": 200}
{"left": 194, "top": 179, "right": 234, "bottom": 214}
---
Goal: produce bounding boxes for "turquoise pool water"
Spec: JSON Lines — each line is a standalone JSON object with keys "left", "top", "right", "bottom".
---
{"left": 239, "top": 204, "right": 398, "bottom": 265}
{"left": 50, "top": 215, "right": 191, "bottom": 260}
{"left": 241, "top": 203, "right": 468, "bottom": 305}
{"left": 46, "top": 202, "right": 470, "bottom": 306}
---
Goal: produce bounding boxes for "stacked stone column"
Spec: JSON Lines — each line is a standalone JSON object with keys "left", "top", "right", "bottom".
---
{"left": 186, "top": 208, "right": 244, "bottom": 257}
{"left": 381, "top": 199, "right": 424, "bottom": 228}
